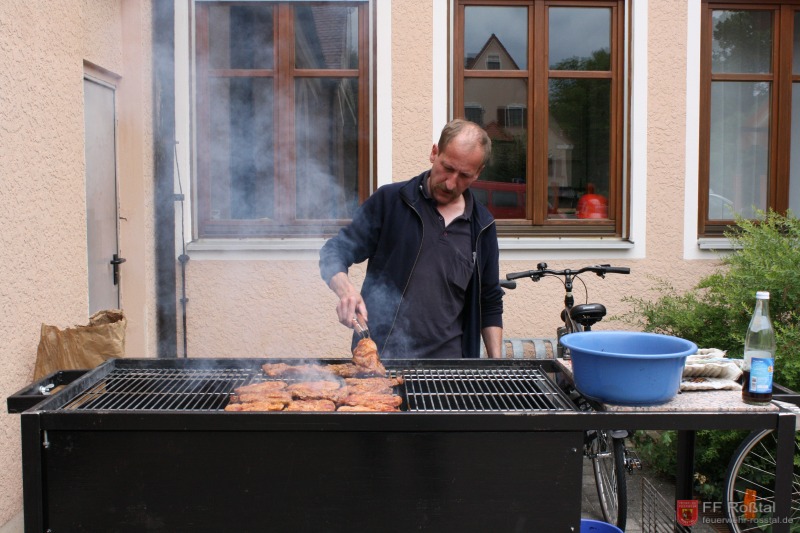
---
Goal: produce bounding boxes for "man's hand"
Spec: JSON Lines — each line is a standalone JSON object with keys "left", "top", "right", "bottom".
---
{"left": 329, "top": 272, "right": 368, "bottom": 328}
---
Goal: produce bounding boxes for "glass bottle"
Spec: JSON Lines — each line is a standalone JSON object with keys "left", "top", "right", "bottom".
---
{"left": 742, "top": 291, "right": 776, "bottom": 405}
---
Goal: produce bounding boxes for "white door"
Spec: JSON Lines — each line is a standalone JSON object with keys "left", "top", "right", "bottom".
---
{"left": 84, "top": 77, "right": 124, "bottom": 314}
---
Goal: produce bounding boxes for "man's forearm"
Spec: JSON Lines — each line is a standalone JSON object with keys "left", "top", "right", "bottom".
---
{"left": 328, "top": 271, "right": 356, "bottom": 299}
{"left": 481, "top": 326, "right": 503, "bottom": 358}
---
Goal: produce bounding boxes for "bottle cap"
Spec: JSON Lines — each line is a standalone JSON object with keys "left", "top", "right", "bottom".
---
{"left": 756, "top": 291, "right": 770, "bottom": 300}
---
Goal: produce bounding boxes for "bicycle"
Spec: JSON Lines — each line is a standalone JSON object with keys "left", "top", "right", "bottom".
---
{"left": 504, "top": 262, "right": 636, "bottom": 530}
{"left": 722, "top": 396, "right": 800, "bottom": 532}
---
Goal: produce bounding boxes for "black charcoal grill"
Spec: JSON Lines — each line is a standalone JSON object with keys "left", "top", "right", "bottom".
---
{"left": 9, "top": 357, "right": 799, "bottom": 532}
{"left": 9, "top": 357, "right": 586, "bottom": 533}
{"left": 40, "top": 360, "right": 576, "bottom": 413}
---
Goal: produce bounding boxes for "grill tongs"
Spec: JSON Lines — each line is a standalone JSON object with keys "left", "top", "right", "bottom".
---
{"left": 351, "top": 313, "right": 370, "bottom": 339}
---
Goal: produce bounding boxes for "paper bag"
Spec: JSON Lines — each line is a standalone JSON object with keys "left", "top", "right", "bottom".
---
{"left": 33, "top": 309, "right": 126, "bottom": 380}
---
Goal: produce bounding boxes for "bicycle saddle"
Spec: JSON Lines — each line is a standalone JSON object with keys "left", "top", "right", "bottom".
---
{"left": 565, "top": 303, "right": 607, "bottom": 329}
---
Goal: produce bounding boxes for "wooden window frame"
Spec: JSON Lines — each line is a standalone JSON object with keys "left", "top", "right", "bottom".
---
{"left": 454, "top": 0, "right": 626, "bottom": 237}
{"left": 194, "top": 1, "right": 371, "bottom": 238}
{"left": 699, "top": 0, "right": 799, "bottom": 237}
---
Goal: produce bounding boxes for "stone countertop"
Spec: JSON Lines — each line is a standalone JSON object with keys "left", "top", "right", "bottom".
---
{"left": 555, "top": 358, "right": 779, "bottom": 413}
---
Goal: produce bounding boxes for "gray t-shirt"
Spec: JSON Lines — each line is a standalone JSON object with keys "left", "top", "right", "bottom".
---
{"left": 383, "top": 179, "right": 474, "bottom": 359}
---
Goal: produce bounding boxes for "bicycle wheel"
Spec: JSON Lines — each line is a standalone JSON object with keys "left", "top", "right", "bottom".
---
{"left": 723, "top": 429, "right": 800, "bottom": 532}
{"left": 590, "top": 430, "right": 627, "bottom": 530}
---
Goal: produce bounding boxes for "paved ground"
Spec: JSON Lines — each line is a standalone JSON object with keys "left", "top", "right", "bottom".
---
{"left": 581, "top": 456, "right": 726, "bottom": 532}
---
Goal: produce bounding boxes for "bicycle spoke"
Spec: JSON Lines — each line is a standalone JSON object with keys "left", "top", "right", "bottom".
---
{"left": 725, "top": 429, "right": 800, "bottom": 533}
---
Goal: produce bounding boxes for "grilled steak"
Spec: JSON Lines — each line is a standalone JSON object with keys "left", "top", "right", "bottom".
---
{"left": 285, "top": 399, "right": 337, "bottom": 412}
{"left": 287, "top": 380, "right": 345, "bottom": 402}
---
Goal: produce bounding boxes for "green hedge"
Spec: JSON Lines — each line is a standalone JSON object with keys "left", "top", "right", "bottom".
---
{"left": 618, "top": 210, "right": 800, "bottom": 500}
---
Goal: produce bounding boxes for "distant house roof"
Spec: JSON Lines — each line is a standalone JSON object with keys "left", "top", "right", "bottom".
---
{"left": 484, "top": 121, "right": 514, "bottom": 142}
{"left": 466, "top": 33, "right": 521, "bottom": 71}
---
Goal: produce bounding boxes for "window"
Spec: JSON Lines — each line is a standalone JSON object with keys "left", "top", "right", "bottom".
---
{"left": 487, "top": 53, "right": 501, "bottom": 69}
{"left": 699, "top": 1, "right": 799, "bottom": 236}
{"left": 465, "top": 103, "right": 485, "bottom": 125}
{"left": 194, "top": 2, "right": 370, "bottom": 238}
{"left": 456, "top": 1, "right": 625, "bottom": 236}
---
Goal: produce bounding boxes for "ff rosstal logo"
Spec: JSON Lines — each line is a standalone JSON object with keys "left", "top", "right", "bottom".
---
{"left": 677, "top": 499, "right": 699, "bottom": 527}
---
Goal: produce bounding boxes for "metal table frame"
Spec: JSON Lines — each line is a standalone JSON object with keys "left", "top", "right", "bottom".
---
{"left": 552, "top": 359, "right": 797, "bottom": 533}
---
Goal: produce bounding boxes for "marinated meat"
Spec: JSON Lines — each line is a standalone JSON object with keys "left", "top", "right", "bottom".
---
{"left": 234, "top": 380, "right": 287, "bottom": 395}
{"left": 343, "top": 376, "right": 404, "bottom": 394}
{"left": 287, "top": 380, "right": 345, "bottom": 401}
{"left": 286, "top": 399, "right": 337, "bottom": 412}
{"left": 352, "top": 338, "right": 385, "bottom": 376}
{"left": 224, "top": 400, "right": 287, "bottom": 412}
{"left": 260, "top": 362, "right": 293, "bottom": 377}
{"left": 337, "top": 404, "right": 400, "bottom": 412}
{"left": 340, "top": 392, "right": 403, "bottom": 409}
{"left": 235, "top": 390, "right": 292, "bottom": 405}
{"left": 240, "top": 354, "right": 403, "bottom": 412}
{"left": 328, "top": 363, "right": 363, "bottom": 378}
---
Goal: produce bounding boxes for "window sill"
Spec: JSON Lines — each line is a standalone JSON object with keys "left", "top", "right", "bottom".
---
{"left": 499, "top": 237, "right": 635, "bottom": 251}
{"left": 185, "top": 236, "right": 636, "bottom": 260}
{"left": 697, "top": 237, "right": 737, "bottom": 251}
{"left": 186, "top": 238, "right": 327, "bottom": 260}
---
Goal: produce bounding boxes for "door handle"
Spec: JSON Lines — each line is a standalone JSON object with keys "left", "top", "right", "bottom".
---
{"left": 110, "top": 254, "right": 126, "bottom": 285}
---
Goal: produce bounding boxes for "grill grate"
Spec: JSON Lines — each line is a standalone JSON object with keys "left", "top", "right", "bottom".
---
{"left": 401, "top": 367, "right": 575, "bottom": 412}
{"left": 60, "top": 368, "right": 258, "bottom": 411}
{"left": 55, "top": 363, "right": 575, "bottom": 413}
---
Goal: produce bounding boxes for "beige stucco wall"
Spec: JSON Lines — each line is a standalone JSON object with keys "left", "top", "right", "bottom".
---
{"left": 184, "top": 0, "right": 720, "bottom": 361}
{"left": 0, "top": 0, "right": 154, "bottom": 527}
{"left": 0, "top": 0, "right": 727, "bottom": 528}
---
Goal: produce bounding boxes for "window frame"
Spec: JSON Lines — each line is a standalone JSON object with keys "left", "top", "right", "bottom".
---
{"left": 194, "top": 1, "right": 371, "bottom": 239}
{"left": 454, "top": 0, "right": 627, "bottom": 237}
{"left": 698, "top": 0, "right": 799, "bottom": 237}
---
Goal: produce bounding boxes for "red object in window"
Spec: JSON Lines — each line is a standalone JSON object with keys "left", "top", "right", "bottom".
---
{"left": 576, "top": 184, "right": 608, "bottom": 219}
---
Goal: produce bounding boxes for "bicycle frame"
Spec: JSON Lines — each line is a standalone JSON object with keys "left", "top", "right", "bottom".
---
{"left": 504, "top": 262, "right": 633, "bottom": 529}
{"left": 506, "top": 262, "right": 630, "bottom": 357}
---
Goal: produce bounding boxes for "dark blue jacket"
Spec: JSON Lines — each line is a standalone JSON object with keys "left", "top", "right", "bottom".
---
{"left": 319, "top": 171, "right": 503, "bottom": 357}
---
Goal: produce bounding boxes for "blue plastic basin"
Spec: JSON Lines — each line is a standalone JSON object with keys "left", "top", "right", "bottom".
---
{"left": 580, "top": 519, "right": 623, "bottom": 533}
{"left": 560, "top": 331, "right": 697, "bottom": 406}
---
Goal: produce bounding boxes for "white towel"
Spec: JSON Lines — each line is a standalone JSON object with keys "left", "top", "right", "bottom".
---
{"left": 681, "top": 348, "right": 742, "bottom": 391}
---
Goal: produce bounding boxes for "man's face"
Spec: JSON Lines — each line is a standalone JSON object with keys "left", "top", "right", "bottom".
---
{"left": 428, "top": 137, "right": 485, "bottom": 206}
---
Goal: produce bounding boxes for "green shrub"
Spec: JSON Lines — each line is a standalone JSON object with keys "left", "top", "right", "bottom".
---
{"left": 620, "top": 210, "right": 800, "bottom": 500}
{"left": 632, "top": 429, "right": 749, "bottom": 502}
{"left": 618, "top": 210, "right": 800, "bottom": 390}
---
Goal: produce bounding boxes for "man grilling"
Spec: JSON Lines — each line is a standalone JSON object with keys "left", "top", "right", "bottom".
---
{"left": 319, "top": 119, "right": 504, "bottom": 359}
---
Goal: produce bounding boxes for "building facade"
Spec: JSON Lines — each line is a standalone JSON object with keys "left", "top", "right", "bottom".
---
{"left": 2, "top": 0, "right": 798, "bottom": 527}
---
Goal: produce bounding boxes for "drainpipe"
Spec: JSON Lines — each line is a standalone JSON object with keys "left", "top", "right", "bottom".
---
{"left": 153, "top": 0, "right": 177, "bottom": 358}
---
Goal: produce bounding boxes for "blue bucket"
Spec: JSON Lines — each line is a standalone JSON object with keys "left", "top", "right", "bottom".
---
{"left": 561, "top": 331, "right": 697, "bottom": 405}
{"left": 580, "top": 519, "right": 623, "bottom": 533}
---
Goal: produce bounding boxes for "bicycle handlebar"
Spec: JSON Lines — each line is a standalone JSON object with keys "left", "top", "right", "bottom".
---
{"left": 506, "top": 263, "right": 630, "bottom": 281}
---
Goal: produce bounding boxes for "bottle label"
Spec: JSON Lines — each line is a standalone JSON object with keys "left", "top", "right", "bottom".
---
{"left": 748, "top": 357, "right": 774, "bottom": 394}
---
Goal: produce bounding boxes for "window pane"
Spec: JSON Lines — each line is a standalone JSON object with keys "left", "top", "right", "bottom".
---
{"left": 295, "top": 5, "right": 358, "bottom": 69}
{"left": 209, "top": 5, "right": 274, "bottom": 70}
{"left": 790, "top": 83, "right": 800, "bottom": 213}
{"left": 295, "top": 78, "right": 360, "bottom": 220}
{"left": 209, "top": 78, "right": 275, "bottom": 220}
{"left": 711, "top": 10, "right": 772, "bottom": 74}
{"left": 464, "top": 6, "right": 527, "bottom": 70}
{"left": 795, "top": 12, "right": 800, "bottom": 74}
{"left": 549, "top": 8, "right": 611, "bottom": 71}
{"left": 708, "top": 81, "right": 770, "bottom": 220}
{"left": 465, "top": 78, "right": 528, "bottom": 220}
{"left": 548, "top": 78, "right": 611, "bottom": 220}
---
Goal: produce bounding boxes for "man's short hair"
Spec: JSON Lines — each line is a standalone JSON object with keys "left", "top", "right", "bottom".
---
{"left": 437, "top": 118, "right": 492, "bottom": 166}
